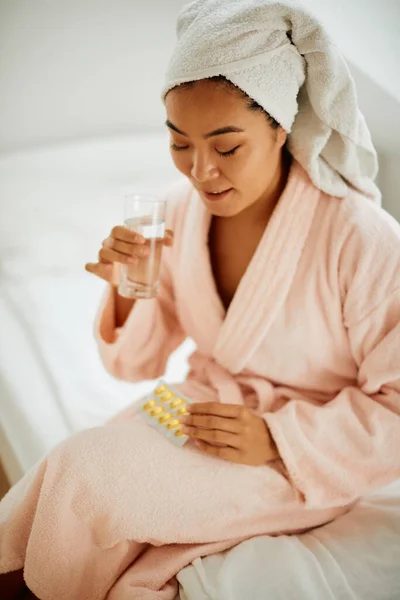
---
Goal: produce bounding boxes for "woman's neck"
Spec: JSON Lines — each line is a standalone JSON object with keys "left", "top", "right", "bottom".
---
{"left": 237, "top": 151, "right": 292, "bottom": 228}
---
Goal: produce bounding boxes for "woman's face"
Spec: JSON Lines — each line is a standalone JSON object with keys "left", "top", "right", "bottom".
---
{"left": 165, "top": 79, "right": 287, "bottom": 217}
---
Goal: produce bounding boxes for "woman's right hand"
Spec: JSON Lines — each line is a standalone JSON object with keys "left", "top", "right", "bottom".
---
{"left": 85, "top": 226, "right": 174, "bottom": 286}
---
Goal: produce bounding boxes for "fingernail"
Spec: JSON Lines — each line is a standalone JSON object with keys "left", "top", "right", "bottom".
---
{"left": 139, "top": 246, "right": 150, "bottom": 257}
{"left": 180, "top": 416, "right": 188, "bottom": 424}
{"left": 135, "top": 235, "right": 145, "bottom": 244}
{"left": 181, "top": 426, "right": 189, "bottom": 434}
{"left": 128, "top": 257, "right": 138, "bottom": 264}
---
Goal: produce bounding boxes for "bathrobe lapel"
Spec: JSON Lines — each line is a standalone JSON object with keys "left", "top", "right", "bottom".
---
{"left": 178, "top": 190, "right": 225, "bottom": 353}
{"left": 181, "top": 161, "right": 320, "bottom": 373}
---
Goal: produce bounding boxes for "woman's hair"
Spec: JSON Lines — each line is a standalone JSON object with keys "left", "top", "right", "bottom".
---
{"left": 175, "top": 75, "right": 281, "bottom": 131}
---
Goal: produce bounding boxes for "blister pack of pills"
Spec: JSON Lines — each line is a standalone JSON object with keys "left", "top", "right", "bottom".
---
{"left": 137, "top": 380, "right": 193, "bottom": 447}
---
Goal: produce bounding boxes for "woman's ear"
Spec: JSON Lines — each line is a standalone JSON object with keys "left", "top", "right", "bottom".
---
{"left": 276, "top": 126, "right": 288, "bottom": 148}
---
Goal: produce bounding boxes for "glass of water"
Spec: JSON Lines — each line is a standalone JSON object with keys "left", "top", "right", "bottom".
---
{"left": 118, "top": 194, "right": 166, "bottom": 299}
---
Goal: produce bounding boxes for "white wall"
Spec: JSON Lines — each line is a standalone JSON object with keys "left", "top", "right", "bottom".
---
{"left": 0, "top": 0, "right": 186, "bottom": 152}
{"left": 378, "top": 154, "right": 400, "bottom": 221}
{"left": 300, "top": 0, "right": 400, "bottom": 102}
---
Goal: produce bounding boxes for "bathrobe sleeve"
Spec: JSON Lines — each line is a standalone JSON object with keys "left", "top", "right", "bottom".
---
{"left": 264, "top": 205, "right": 400, "bottom": 508}
{"left": 94, "top": 182, "right": 187, "bottom": 382}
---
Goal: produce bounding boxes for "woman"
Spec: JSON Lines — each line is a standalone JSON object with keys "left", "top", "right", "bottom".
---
{"left": 1, "top": 1, "right": 400, "bottom": 599}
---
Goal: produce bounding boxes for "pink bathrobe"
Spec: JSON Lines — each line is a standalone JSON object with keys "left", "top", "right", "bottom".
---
{"left": 1, "top": 161, "right": 400, "bottom": 600}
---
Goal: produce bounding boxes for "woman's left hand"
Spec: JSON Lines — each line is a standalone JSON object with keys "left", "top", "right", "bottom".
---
{"left": 180, "top": 403, "right": 279, "bottom": 466}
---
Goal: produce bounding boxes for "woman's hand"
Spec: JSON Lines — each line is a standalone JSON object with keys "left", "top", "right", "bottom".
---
{"left": 180, "top": 403, "right": 279, "bottom": 465}
{"left": 85, "top": 227, "right": 174, "bottom": 285}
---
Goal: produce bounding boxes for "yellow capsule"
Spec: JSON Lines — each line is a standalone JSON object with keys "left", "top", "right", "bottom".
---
{"left": 158, "top": 412, "right": 172, "bottom": 424}
{"left": 160, "top": 392, "right": 174, "bottom": 402}
{"left": 142, "top": 400, "right": 156, "bottom": 411}
{"left": 174, "top": 429, "right": 185, "bottom": 437}
{"left": 166, "top": 419, "right": 180, "bottom": 430}
{"left": 170, "top": 398, "right": 184, "bottom": 408}
{"left": 149, "top": 406, "right": 164, "bottom": 417}
{"left": 176, "top": 406, "right": 188, "bottom": 416}
{"left": 154, "top": 385, "right": 166, "bottom": 396}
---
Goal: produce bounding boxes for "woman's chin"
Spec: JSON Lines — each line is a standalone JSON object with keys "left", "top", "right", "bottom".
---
{"left": 202, "top": 192, "right": 247, "bottom": 217}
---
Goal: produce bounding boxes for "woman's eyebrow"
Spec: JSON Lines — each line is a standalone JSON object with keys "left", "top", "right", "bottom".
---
{"left": 165, "top": 120, "right": 245, "bottom": 138}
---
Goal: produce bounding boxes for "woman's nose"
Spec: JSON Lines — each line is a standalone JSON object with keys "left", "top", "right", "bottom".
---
{"left": 190, "top": 151, "right": 219, "bottom": 182}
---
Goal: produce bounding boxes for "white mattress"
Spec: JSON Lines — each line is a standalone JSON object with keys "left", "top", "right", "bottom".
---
{"left": 1, "top": 134, "right": 399, "bottom": 599}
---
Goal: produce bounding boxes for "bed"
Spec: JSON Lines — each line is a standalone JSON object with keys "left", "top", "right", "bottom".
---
{"left": 0, "top": 134, "right": 399, "bottom": 599}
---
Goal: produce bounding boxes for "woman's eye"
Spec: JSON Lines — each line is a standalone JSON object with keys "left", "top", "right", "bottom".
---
{"left": 170, "top": 143, "right": 240, "bottom": 156}
{"left": 217, "top": 145, "right": 240, "bottom": 157}
{"left": 170, "top": 143, "right": 189, "bottom": 152}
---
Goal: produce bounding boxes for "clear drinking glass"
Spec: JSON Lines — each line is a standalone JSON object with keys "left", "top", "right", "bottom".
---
{"left": 118, "top": 194, "right": 166, "bottom": 299}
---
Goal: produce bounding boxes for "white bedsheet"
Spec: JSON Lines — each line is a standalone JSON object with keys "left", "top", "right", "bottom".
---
{"left": 178, "top": 479, "right": 400, "bottom": 600}
{"left": 1, "top": 135, "right": 399, "bottom": 600}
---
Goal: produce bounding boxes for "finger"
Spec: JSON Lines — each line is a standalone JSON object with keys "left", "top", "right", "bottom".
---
{"left": 91, "top": 251, "right": 113, "bottom": 265}
{"left": 184, "top": 427, "right": 242, "bottom": 448}
{"left": 86, "top": 262, "right": 111, "bottom": 272}
{"left": 85, "top": 262, "right": 114, "bottom": 282}
{"left": 188, "top": 402, "right": 244, "bottom": 419}
{"left": 85, "top": 262, "right": 98, "bottom": 273}
{"left": 111, "top": 239, "right": 150, "bottom": 258}
{"left": 111, "top": 226, "right": 146, "bottom": 245}
{"left": 99, "top": 239, "right": 114, "bottom": 262}
{"left": 99, "top": 247, "right": 138, "bottom": 265}
{"left": 195, "top": 441, "right": 242, "bottom": 463}
{"left": 181, "top": 414, "right": 243, "bottom": 434}
{"left": 102, "top": 237, "right": 113, "bottom": 249}
{"left": 163, "top": 229, "right": 174, "bottom": 247}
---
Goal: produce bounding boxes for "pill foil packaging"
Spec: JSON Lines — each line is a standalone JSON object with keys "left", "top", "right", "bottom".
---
{"left": 137, "top": 380, "right": 193, "bottom": 447}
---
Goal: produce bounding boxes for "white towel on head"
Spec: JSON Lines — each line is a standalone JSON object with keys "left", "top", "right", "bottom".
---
{"left": 162, "top": 0, "right": 381, "bottom": 204}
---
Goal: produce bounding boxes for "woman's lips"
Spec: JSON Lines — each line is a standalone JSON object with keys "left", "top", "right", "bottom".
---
{"left": 202, "top": 188, "right": 233, "bottom": 201}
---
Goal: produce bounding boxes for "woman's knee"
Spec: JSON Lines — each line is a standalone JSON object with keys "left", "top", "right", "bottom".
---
{"left": 51, "top": 424, "right": 135, "bottom": 483}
